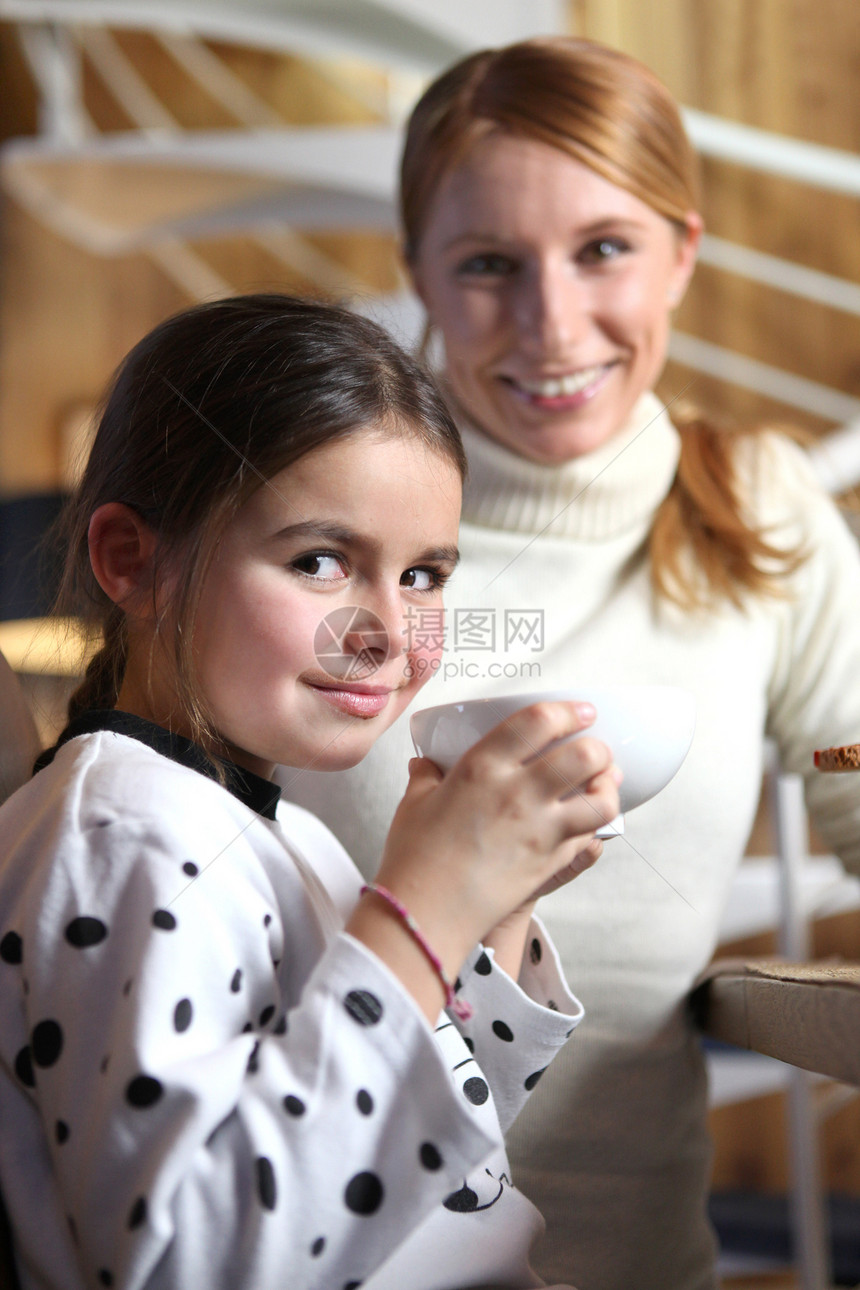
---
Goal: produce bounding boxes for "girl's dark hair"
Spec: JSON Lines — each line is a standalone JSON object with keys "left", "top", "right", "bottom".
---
{"left": 57, "top": 293, "right": 465, "bottom": 744}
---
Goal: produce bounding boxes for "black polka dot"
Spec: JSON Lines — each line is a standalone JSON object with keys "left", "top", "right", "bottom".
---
{"left": 65, "top": 916, "right": 107, "bottom": 948}
{"left": 419, "top": 1142, "right": 443, "bottom": 1170}
{"left": 55, "top": 1120, "right": 69, "bottom": 1145}
{"left": 525, "top": 1067, "right": 547, "bottom": 1091}
{"left": 529, "top": 936, "right": 542, "bottom": 965}
{"left": 355, "top": 1089, "right": 373, "bottom": 1116}
{"left": 241, "top": 1022, "right": 253, "bottom": 1033}
{"left": 283, "top": 1094, "right": 305, "bottom": 1117}
{"left": 0, "top": 931, "right": 22, "bottom": 964}
{"left": 95, "top": 818, "right": 113, "bottom": 828}
{"left": 256, "top": 1156, "right": 277, "bottom": 1211}
{"left": 32, "top": 1019, "right": 63, "bottom": 1068}
{"left": 344, "top": 990, "right": 383, "bottom": 1026}
{"left": 126, "top": 1074, "right": 163, "bottom": 1108}
{"left": 547, "top": 999, "right": 559, "bottom": 1011}
{"left": 344, "top": 1171, "right": 383, "bottom": 1215}
{"left": 230, "top": 969, "right": 243, "bottom": 993}
{"left": 311, "top": 1236, "right": 325, "bottom": 1257}
{"left": 344, "top": 1283, "right": 363, "bottom": 1290}
{"left": 14, "top": 1045, "right": 35, "bottom": 1088}
{"left": 247, "top": 1041, "right": 260, "bottom": 1075}
{"left": 173, "top": 999, "right": 193, "bottom": 1033}
{"left": 182, "top": 861, "right": 198, "bottom": 877}
{"left": 453, "top": 977, "right": 462, "bottom": 993}
{"left": 259, "top": 1004, "right": 275, "bottom": 1027}
{"left": 263, "top": 913, "right": 272, "bottom": 928}
{"left": 463, "top": 1036, "right": 475, "bottom": 1054}
{"left": 152, "top": 909, "right": 176, "bottom": 931}
{"left": 122, "top": 979, "right": 133, "bottom": 997}
{"left": 274, "top": 1015, "right": 287, "bottom": 1036}
{"left": 128, "top": 1196, "right": 147, "bottom": 1230}
{"left": 98, "top": 1270, "right": 113, "bottom": 1286}
{"left": 492, "top": 1020, "right": 514, "bottom": 1042}
{"left": 443, "top": 1183, "right": 478, "bottom": 1212}
{"left": 462, "top": 1076, "right": 489, "bottom": 1106}
{"left": 474, "top": 951, "right": 492, "bottom": 976}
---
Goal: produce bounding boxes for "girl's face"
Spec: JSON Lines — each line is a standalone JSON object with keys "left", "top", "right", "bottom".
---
{"left": 410, "top": 133, "right": 701, "bottom": 465}
{"left": 188, "top": 431, "right": 461, "bottom": 778}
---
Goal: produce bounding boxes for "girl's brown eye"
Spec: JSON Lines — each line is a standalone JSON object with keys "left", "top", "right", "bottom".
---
{"left": 401, "top": 567, "right": 446, "bottom": 591}
{"left": 292, "top": 553, "right": 345, "bottom": 580}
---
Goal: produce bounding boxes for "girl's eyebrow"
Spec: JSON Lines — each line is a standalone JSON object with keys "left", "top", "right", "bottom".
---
{"left": 272, "top": 519, "right": 358, "bottom": 544}
{"left": 273, "top": 519, "right": 460, "bottom": 567}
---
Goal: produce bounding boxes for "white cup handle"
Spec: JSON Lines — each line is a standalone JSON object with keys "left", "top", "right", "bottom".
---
{"left": 595, "top": 813, "right": 624, "bottom": 839}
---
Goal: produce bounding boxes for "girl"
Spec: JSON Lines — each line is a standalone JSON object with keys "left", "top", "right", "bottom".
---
{"left": 0, "top": 294, "right": 619, "bottom": 1290}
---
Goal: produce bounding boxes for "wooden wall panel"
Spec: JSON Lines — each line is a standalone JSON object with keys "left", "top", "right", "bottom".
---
{"left": 574, "top": 0, "right": 860, "bottom": 440}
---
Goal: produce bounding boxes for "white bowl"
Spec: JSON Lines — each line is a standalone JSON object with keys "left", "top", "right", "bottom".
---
{"left": 409, "top": 686, "right": 696, "bottom": 836}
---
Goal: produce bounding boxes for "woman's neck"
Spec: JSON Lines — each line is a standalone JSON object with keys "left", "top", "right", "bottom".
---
{"left": 451, "top": 392, "right": 680, "bottom": 540}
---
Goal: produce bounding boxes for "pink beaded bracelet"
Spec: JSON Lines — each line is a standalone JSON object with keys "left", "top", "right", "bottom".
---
{"left": 360, "top": 883, "right": 473, "bottom": 1021}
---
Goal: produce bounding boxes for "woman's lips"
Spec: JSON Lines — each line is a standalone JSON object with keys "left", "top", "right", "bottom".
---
{"left": 308, "top": 683, "right": 393, "bottom": 718}
{"left": 501, "top": 363, "right": 613, "bottom": 409}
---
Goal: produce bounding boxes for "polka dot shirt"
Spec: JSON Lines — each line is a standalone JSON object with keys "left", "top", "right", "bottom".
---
{"left": 0, "top": 715, "right": 582, "bottom": 1289}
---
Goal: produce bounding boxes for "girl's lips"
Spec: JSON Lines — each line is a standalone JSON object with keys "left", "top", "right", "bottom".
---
{"left": 308, "top": 683, "right": 393, "bottom": 719}
{"left": 500, "top": 364, "right": 614, "bottom": 410}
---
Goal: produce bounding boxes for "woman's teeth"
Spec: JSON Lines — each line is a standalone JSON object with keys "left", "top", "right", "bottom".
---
{"left": 516, "top": 366, "right": 605, "bottom": 397}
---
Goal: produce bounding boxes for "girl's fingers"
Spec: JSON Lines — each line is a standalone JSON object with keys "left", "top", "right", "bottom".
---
{"left": 532, "top": 836, "right": 604, "bottom": 899}
{"left": 466, "top": 700, "right": 596, "bottom": 768}
{"left": 556, "top": 765, "right": 620, "bottom": 838}
{"left": 401, "top": 755, "right": 444, "bottom": 796}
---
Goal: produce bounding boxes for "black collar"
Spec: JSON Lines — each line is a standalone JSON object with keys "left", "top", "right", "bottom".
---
{"left": 34, "top": 710, "right": 282, "bottom": 821}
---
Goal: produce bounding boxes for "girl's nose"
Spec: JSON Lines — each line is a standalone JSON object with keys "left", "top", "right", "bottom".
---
{"left": 340, "top": 597, "right": 406, "bottom": 671}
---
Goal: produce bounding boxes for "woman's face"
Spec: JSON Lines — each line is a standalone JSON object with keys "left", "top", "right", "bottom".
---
{"left": 410, "top": 133, "right": 701, "bottom": 465}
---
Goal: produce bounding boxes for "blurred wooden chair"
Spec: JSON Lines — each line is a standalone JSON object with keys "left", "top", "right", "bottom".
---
{"left": 0, "top": 649, "right": 40, "bottom": 805}
{"left": 695, "top": 751, "right": 860, "bottom": 1290}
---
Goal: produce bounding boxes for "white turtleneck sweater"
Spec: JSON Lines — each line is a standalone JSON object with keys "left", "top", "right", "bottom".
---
{"left": 281, "top": 393, "right": 860, "bottom": 1290}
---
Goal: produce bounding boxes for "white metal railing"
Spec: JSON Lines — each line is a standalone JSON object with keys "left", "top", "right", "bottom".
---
{"left": 684, "top": 107, "right": 860, "bottom": 198}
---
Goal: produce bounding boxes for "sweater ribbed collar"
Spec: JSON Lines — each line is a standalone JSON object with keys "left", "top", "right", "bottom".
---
{"left": 454, "top": 391, "right": 680, "bottom": 541}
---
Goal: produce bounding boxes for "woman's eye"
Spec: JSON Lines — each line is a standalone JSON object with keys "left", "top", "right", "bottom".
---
{"left": 456, "top": 252, "right": 518, "bottom": 277}
{"left": 578, "top": 237, "right": 630, "bottom": 266}
{"left": 291, "top": 552, "right": 346, "bottom": 581}
{"left": 401, "top": 566, "right": 444, "bottom": 592}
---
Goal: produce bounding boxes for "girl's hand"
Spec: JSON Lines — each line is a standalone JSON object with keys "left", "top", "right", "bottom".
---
{"left": 346, "top": 701, "right": 619, "bottom": 1019}
{"left": 481, "top": 835, "right": 606, "bottom": 978}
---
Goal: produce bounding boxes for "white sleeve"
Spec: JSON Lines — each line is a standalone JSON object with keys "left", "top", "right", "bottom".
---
{"left": 754, "top": 434, "right": 860, "bottom": 874}
{"left": 450, "top": 917, "right": 583, "bottom": 1134}
{"left": 12, "top": 792, "right": 496, "bottom": 1290}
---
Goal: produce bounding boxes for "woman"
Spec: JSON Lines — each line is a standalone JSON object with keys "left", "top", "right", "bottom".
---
{"left": 282, "top": 37, "right": 860, "bottom": 1290}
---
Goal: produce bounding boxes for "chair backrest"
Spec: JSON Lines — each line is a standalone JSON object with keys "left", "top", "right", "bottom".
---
{"left": 0, "top": 651, "right": 40, "bottom": 806}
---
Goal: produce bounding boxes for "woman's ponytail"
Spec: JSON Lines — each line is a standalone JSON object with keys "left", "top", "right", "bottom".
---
{"left": 650, "top": 411, "right": 805, "bottom": 611}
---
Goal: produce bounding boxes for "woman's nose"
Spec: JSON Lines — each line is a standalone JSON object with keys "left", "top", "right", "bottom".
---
{"left": 514, "top": 263, "right": 587, "bottom": 354}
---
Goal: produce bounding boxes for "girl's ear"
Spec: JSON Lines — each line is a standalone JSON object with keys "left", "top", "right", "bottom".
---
{"left": 88, "top": 503, "right": 159, "bottom": 616}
